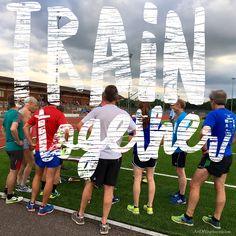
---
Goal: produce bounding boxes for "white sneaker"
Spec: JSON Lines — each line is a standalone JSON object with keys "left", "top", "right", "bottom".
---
{"left": 0, "top": 192, "right": 7, "bottom": 199}
{"left": 16, "top": 185, "right": 32, "bottom": 193}
{"left": 6, "top": 196, "right": 23, "bottom": 204}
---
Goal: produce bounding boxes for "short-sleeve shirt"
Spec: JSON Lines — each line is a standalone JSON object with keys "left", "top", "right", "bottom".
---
{"left": 172, "top": 111, "right": 187, "bottom": 153}
{"left": 203, "top": 108, "right": 236, "bottom": 157}
{"left": 82, "top": 104, "right": 136, "bottom": 160}
{"left": 3, "top": 109, "right": 24, "bottom": 151}
{"left": 27, "top": 106, "right": 67, "bottom": 151}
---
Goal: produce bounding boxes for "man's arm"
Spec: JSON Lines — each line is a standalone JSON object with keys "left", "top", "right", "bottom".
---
{"left": 200, "top": 125, "right": 211, "bottom": 153}
{"left": 128, "top": 130, "right": 136, "bottom": 141}
{"left": 23, "top": 122, "right": 34, "bottom": 147}
{"left": 10, "top": 122, "right": 23, "bottom": 146}
{"left": 64, "top": 128, "right": 69, "bottom": 142}
{"left": 76, "top": 120, "right": 84, "bottom": 132}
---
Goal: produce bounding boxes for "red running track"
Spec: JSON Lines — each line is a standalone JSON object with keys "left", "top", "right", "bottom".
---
{"left": 0, "top": 115, "right": 169, "bottom": 148}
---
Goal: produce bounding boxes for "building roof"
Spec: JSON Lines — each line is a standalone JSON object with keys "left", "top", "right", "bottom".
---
{"left": 0, "top": 76, "right": 90, "bottom": 96}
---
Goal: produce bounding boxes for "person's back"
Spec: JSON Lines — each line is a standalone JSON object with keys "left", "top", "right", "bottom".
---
{"left": 4, "top": 109, "right": 24, "bottom": 152}
{"left": 205, "top": 108, "right": 236, "bottom": 156}
{"left": 30, "top": 105, "right": 67, "bottom": 151}
{"left": 25, "top": 104, "right": 68, "bottom": 216}
{"left": 169, "top": 99, "right": 188, "bottom": 205}
{"left": 73, "top": 85, "right": 136, "bottom": 235}
{"left": 171, "top": 90, "right": 236, "bottom": 229}
{"left": 2, "top": 95, "right": 24, "bottom": 204}
{"left": 82, "top": 103, "right": 131, "bottom": 160}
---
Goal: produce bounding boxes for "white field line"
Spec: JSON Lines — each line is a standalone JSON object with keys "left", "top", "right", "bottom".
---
{"left": 121, "top": 167, "right": 236, "bottom": 189}
{"left": 5, "top": 197, "right": 165, "bottom": 236}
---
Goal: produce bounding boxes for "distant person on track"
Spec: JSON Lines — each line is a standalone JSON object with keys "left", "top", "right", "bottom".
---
{"left": 172, "top": 90, "right": 236, "bottom": 229}
{"left": 72, "top": 85, "right": 136, "bottom": 235}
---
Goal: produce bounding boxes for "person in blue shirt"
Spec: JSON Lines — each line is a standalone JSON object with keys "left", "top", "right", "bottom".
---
{"left": 169, "top": 99, "right": 188, "bottom": 204}
{"left": 172, "top": 90, "right": 236, "bottom": 229}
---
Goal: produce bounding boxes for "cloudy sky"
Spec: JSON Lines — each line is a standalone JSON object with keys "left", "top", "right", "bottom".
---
{"left": 0, "top": 0, "right": 236, "bottom": 103}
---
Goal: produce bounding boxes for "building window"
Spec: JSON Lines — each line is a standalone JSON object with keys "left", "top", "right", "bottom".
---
{"left": 0, "top": 90, "right": 4, "bottom": 97}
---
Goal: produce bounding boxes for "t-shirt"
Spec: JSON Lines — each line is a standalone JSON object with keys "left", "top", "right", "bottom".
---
{"left": 27, "top": 106, "right": 67, "bottom": 151}
{"left": 3, "top": 109, "right": 24, "bottom": 151}
{"left": 172, "top": 111, "right": 187, "bottom": 153}
{"left": 203, "top": 108, "right": 236, "bottom": 157}
{"left": 82, "top": 104, "right": 136, "bottom": 160}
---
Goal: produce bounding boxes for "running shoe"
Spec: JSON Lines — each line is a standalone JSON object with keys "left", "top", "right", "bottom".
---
{"left": 71, "top": 212, "right": 85, "bottom": 225}
{"left": 26, "top": 201, "right": 36, "bottom": 212}
{"left": 6, "top": 195, "right": 23, "bottom": 204}
{"left": 169, "top": 191, "right": 180, "bottom": 198}
{"left": 143, "top": 204, "right": 153, "bottom": 215}
{"left": 38, "top": 204, "right": 54, "bottom": 216}
{"left": 170, "top": 195, "right": 186, "bottom": 205}
{"left": 141, "top": 176, "right": 148, "bottom": 183}
{"left": 171, "top": 214, "right": 194, "bottom": 226}
{"left": 16, "top": 185, "right": 32, "bottom": 193}
{"left": 112, "top": 196, "right": 120, "bottom": 204}
{"left": 49, "top": 190, "right": 61, "bottom": 199}
{"left": 0, "top": 192, "right": 7, "bottom": 199}
{"left": 127, "top": 204, "right": 140, "bottom": 215}
{"left": 100, "top": 223, "right": 111, "bottom": 235}
{"left": 202, "top": 215, "right": 221, "bottom": 229}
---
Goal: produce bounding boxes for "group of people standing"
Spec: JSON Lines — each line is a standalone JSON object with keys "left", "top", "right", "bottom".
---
{"left": 1, "top": 86, "right": 236, "bottom": 235}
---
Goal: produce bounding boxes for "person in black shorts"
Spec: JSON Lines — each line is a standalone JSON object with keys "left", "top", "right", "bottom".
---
{"left": 169, "top": 99, "right": 188, "bottom": 204}
{"left": 127, "top": 102, "right": 156, "bottom": 215}
{"left": 172, "top": 90, "right": 236, "bottom": 229}
{"left": 2, "top": 95, "right": 24, "bottom": 204}
{"left": 71, "top": 85, "right": 136, "bottom": 235}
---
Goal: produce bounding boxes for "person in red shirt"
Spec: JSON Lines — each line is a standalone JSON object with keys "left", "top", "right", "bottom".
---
{"left": 24, "top": 103, "right": 68, "bottom": 215}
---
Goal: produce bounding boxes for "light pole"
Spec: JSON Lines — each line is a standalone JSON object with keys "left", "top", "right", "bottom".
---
{"left": 231, "top": 78, "right": 236, "bottom": 112}
{"left": 56, "top": 16, "right": 61, "bottom": 85}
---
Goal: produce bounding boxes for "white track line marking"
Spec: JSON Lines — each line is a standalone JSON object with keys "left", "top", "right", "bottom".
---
{"left": 10, "top": 197, "right": 164, "bottom": 236}
{"left": 121, "top": 167, "right": 236, "bottom": 189}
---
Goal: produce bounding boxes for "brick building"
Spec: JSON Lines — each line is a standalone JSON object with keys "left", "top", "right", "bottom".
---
{"left": 0, "top": 76, "right": 90, "bottom": 112}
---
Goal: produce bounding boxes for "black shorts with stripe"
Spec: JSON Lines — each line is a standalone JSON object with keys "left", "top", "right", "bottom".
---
{"left": 6, "top": 150, "right": 23, "bottom": 170}
{"left": 90, "top": 158, "right": 122, "bottom": 187}
{"left": 198, "top": 153, "right": 233, "bottom": 177}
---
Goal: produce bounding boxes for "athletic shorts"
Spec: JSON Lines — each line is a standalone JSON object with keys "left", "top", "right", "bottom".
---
{"left": 198, "top": 154, "right": 232, "bottom": 177}
{"left": 90, "top": 158, "right": 122, "bottom": 187}
{"left": 34, "top": 151, "right": 61, "bottom": 169}
{"left": 132, "top": 154, "right": 156, "bottom": 169}
{"left": 6, "top": 150, "right": 23, "bottom": 170}
{"left": 23, "top": 138, "right": 29, "bottom": 150}
{"left": 172, "top": 152, "right": 187, "bottom": 168}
